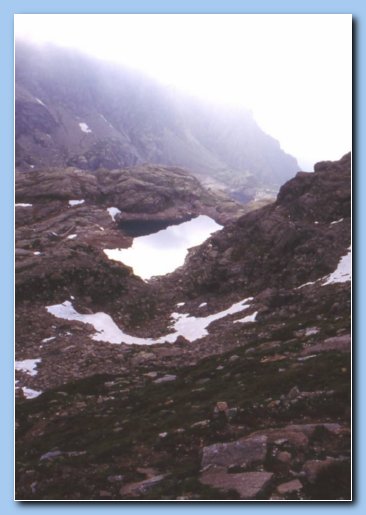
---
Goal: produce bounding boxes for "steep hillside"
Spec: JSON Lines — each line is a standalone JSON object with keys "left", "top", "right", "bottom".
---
{"left": 15, "top": 40, "right": 298, "bottom": 198}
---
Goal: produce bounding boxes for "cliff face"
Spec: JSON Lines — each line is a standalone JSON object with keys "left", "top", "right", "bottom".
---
{"left": 15, "top": 41, "right": 298, "bottom": 198}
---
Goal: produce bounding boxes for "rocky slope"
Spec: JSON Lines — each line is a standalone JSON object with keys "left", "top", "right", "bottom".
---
{"left": 15, "top": 164, "right": 245, "bottom": 226}
{"left": 167, "top": 152, "right": 351, "bottom": 296}
{"left": 15, "top": 154, "right": 351, "bottom": 500}
{"left": 15, "top": 40, "right": 298, "bottom": 199}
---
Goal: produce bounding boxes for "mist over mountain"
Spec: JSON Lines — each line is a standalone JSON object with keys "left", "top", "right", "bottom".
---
{"left": 15, "top": 40, "right": 299, "bottom": 199}
{"left": 14, "top": 37, "right": 351, "bottom": 502}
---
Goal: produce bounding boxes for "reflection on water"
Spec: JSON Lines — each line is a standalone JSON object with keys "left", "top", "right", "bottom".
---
{"left": 104, "top": 215, "right": 222, "bottom": 280}
{"left": 118, "top": 219, "right": 187, "bottom": 237}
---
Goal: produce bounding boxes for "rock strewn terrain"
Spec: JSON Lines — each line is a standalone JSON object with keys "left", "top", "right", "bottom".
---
{"left": 15, "top": 154, "right": 351, "bottom": 500}
{"left": 15, "top": 333, "right": 351, "bottom": 500}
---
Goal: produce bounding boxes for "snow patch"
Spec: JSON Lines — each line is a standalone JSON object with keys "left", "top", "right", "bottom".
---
{"left": 79, "top": 122, "right": 92, "bottom": 133}
{"left": 297, "top": 280, "right": 317, "bottom": 290}
{"left": 322, "top": 247, "right": 351, "bottom": 285}
{"left": 15, "top": 203, "right": 32, "bottom": 208}
{"left": 176, "top": 302, "right": 185, "bottom": 307}
{"left": 46, "top": 300, "right": 150, "bottom": 345}
{"left": 234, "top": 311, "right": 258, "bottom": 324}
{"left": 68, "top": 199, "right": 85, "bottom": 206}
{"left": 297, "top": 247, "right": 351, "bottom": 289}
{"left": 199, "top": 302, "right": 207, "bottom": 308}
{"left": 67, "top": 234, "right": 77, "bottom": 240}
{"left": 22, "top": 387, "right": 43, "bottom": 399}
{"left": 305, "top": 327, "right": 319, "bottom": 336}
{"left": 15, "top": 358, "right": 42, "bottom": 377}
{"left": 165, "top": 297, "right": 253, "bottom": 342}
{"left": 46, "top": 297, "right": 253, "bottom": 345}
{"left": 107, "top": 207, "right": 121, "bottom": 222}
{"left": 330, "top": 218, "right": 344, "bottom": 225}
{"left": 33, "top": 251, "right": 41, "bottom": 255}
{"left": 42, "top": 336, "right": 56, "bottom": 343}
{"left": 35, "top": 97, "right": 46, "bottom": 106}
{"left": 298, "top": 355, "right": 317, "bottom": 362}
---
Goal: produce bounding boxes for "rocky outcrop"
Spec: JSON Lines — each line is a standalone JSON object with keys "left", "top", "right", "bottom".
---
{"left": 168, "top": 153, "right": 351, "bottom": 296}
{"left": 15, "top": 165, "right": 245, "bottom": 226}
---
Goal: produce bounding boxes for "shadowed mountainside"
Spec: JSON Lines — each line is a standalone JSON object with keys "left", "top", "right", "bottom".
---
{"left": 15, "top": 40, "right": 299, "bottom": 199}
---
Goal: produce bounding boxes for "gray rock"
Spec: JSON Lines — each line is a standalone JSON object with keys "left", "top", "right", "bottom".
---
{"left": 191, "top": 419, "right": 210, "bottom": 429}
{"left": 107, "top": 474, "right": 124, "bottom": 483}
{"left": 120, "top": 474, "right": 165, "bottom": 497}
{"left": 300, "top": 335, "right": 351, "bottom": 356}
{"left": 277, "top": 479, "right": 303, "bottom": 495}
{"left": 256, "top": 341, "right": 281, "bottom": 353}
{"left": 286, "top": 422, "right": 343, "bottom": 437}
{"left": 287, "top": 386, "right": 300, "bottom": 399}
{"left": 131, "top": 352, "right": 155, "bottom": 365}
{"left": 196, "top": 377, "right": 210, "bottom": 385}
{"left": 153, "top": 374, "right": 177, "bottom": 384}
{"left": 39, "top": 450, "right": 63, "bottom": 461}
{"left": 200, "top": 469, "right": 273, "bottom": 499}
{"left": 144, "top": 371, "right": 158, "bottom": 379}
{"left": 201, "top": 435, "right": 267, "bottom": 469}
{"left": 253, "top": 427, "right": 309, "bottom": 448}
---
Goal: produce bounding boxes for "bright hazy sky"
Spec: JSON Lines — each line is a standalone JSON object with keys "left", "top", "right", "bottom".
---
{"left": 15, "top": 14, "right": 352, "bottom": 170}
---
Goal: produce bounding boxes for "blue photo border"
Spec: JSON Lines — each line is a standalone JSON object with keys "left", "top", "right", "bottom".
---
{"left": 1, "top": 0, "right": 363, "bottom": 512}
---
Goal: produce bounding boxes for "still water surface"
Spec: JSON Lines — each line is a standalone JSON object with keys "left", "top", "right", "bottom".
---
{"left": 104, "top": 215, "right": 222, "bottom": 280}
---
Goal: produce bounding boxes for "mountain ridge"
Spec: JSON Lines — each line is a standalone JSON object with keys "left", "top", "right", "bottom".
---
{"left": 15, "top": 40, "right": 299, "bottom": 199}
